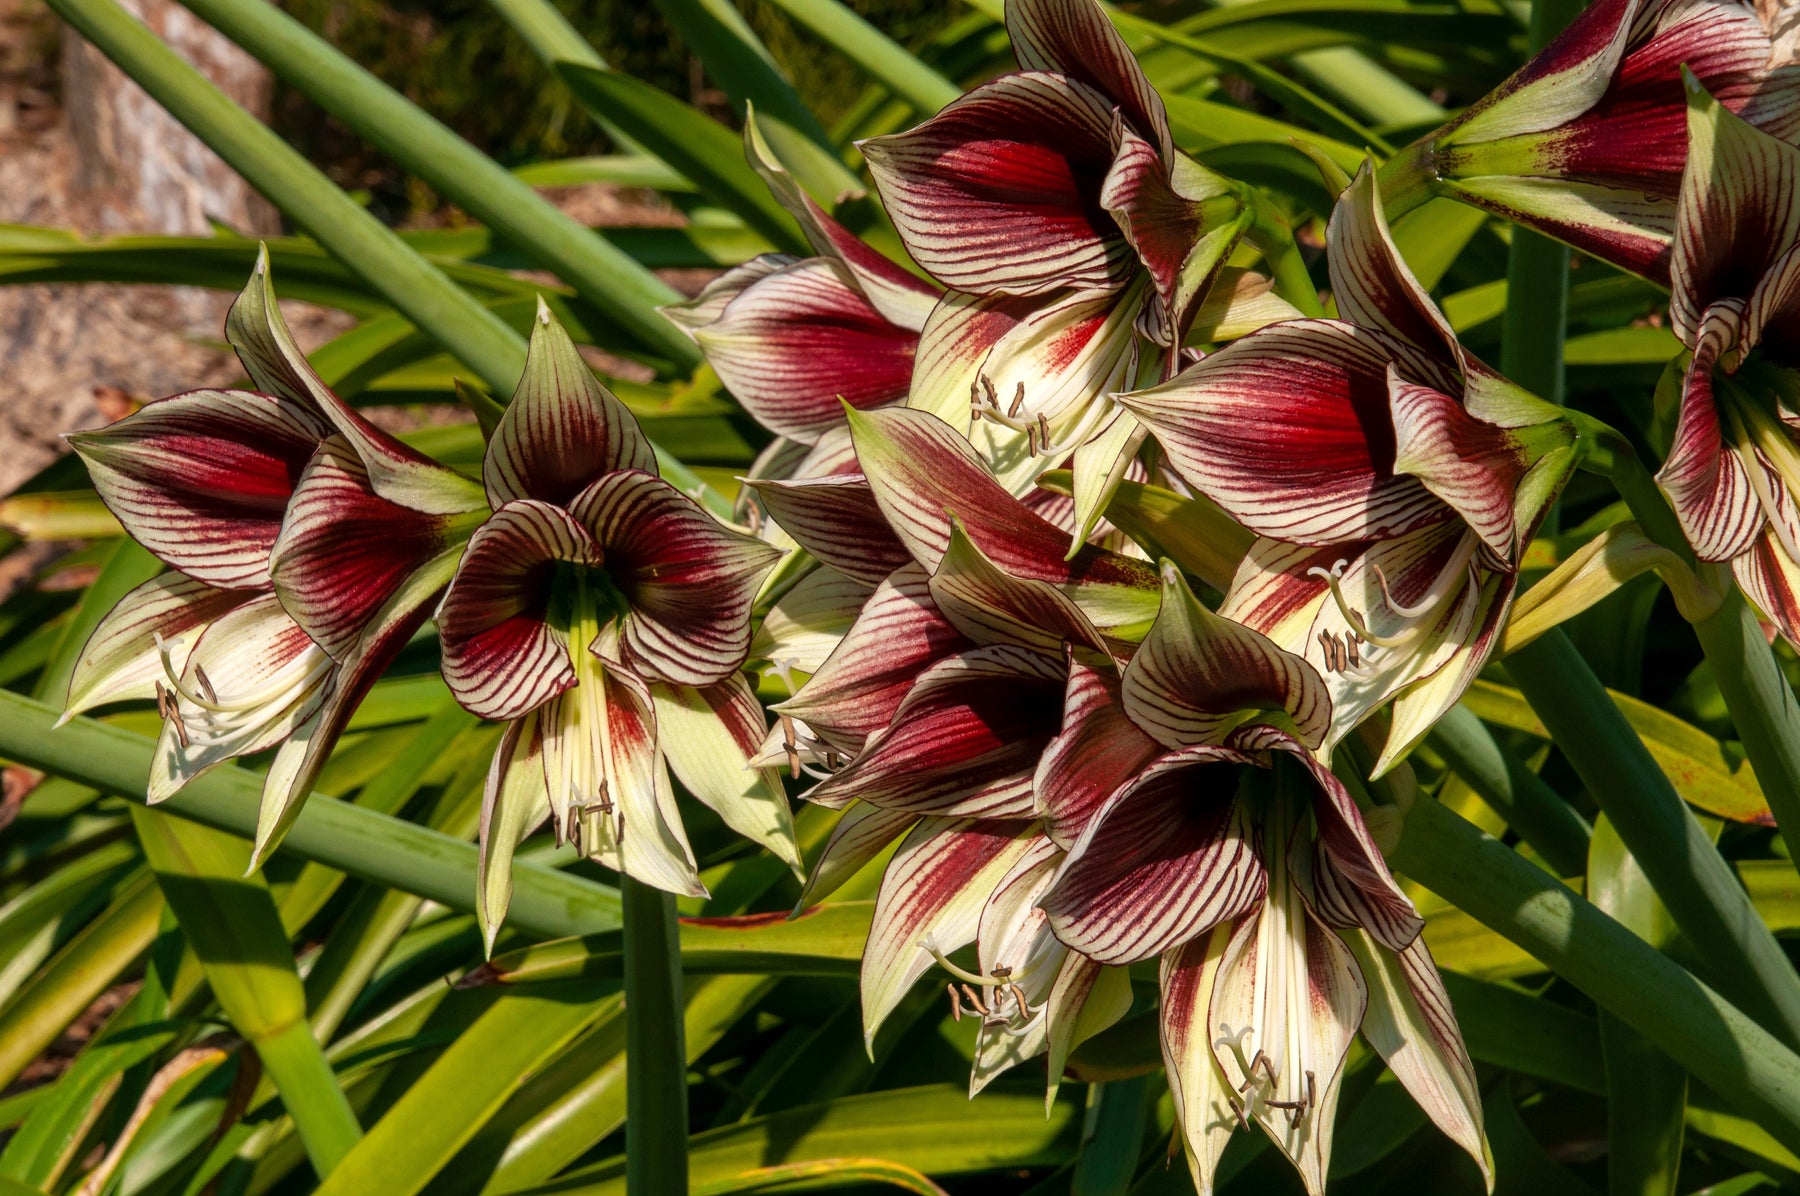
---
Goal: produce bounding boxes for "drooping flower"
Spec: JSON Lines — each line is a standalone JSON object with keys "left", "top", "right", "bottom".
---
{"left": 859, "top": 0, "right": 1255, "bottom": 534}
{"left": 1119, "top": 165, "right": 1578, "bottom": 769}
{"left": 752, "top": 405, "right": 1159, "bottom": 1089}
{"left": 1037, "top": 564, "right": 1490, "bottom": 1195}
{"left": 1653, "top": 73, "right": 1800, "bottom": 645}
{"left": 435, "top": 304, "right": 787, "bottom": 941}
{"left": 1411, "top": 0, "right": 1800, "bottom": 281}
{"left": 63, "top": 253, "right": 486, "bottom": 863}
{"left": 662, "top": 117, "right": 940, "bottom": 447}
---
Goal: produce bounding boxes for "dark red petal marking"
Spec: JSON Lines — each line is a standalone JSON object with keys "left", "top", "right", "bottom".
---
{"left": 572, "top": 470, "right": 781, "bottom": 687}
{"left": 1006, "top": 0, "right": 1172, "bottom": 160}
{"left": 860, "top": 72, "right": 1131, "bottom": 296}
{"left": 271, "top": 439, "right": 452, "bottom": 660}
{"left": 806, "top": 644, "right": 1067, "bottom": 818}
{"left": 1042, "top": 749, "right": 1265, "bottom": 964}
{"left": 697, "top": 258, "right": 919, "bottom": 444}
{"left": 776, "top": 564, "right": 970, "bottom": 754}
{"left": 68, "top": 388, "right": 325, "bottom": 589}
{"left": 438, "top": 500, "right": 600, "bottom": 721}
{"left": 1120, "top": 321, "right": 1452, "bottom": 547}
{"left": 1035, "top": 659, "right": 1162, "bottom": 849}
{"left": 485, "top": 313, "right": 658, "bottom": 508}
{"left": 749, "top": 474, "right": 911, "bottom": 587}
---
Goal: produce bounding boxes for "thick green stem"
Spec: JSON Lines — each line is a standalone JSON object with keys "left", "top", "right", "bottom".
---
{"left": 1248, "top": 205, "right": 1324, "bottom": 319}
{"left": 1504, "top": 631, "right": 1800, "bottom": 1048}
{"left": 623, "top": 876, "right": 688, "bottom": 1196}
{"left": 1390, "top": 793, "right": 1800, "bottom": 1155}
{"left": 1584, "top": 436, "right": 1800, "bottom": 857}
{"left": 1426, "top": 704, "right": 1591, "bottom": 877}
{"left": 45, "top": 0, "right": 528, "bottom": 394}
{"left": 1500, "top": 229, "right": 1569, "bottom": 407}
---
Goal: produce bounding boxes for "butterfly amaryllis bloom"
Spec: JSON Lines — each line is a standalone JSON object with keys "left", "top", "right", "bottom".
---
{"left": 1413, "top": 0, "right": 1800, "bottom": 282}
{"left": 1037, "top": 564, "right": 1490, "bottom": 1196}
{"left": 63, "top": 252, "right": 487, "bottom": 864}
{"left": 662, "top": 117, "right": 940, "bottom": 449}
{"left": 435, "top": 304, "right": 787, "bottom": 945}
{"left": 1655, "top": 74, "right": 1800, "bottom": 645}
{"left": 860, "top": 0, "right": 1253, "bottom": 537}
{"left": 1120, "top": 166, "right": 1577, "bottom": 771}
{"left": 747, "top": 406, "right": 1159, "bottom": 1085}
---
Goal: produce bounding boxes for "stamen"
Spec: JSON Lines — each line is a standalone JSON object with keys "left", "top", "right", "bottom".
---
{"left": 780, "top": 714, "right": 800, "bottom": 780}
{"left": 948, "top": 983, "right": 965, "bottom": 1022}
{"left": 1007, "top": 382, "right": 1025, "bottom": 418}
{"left": 193, "top": 664, "right": 218, "bottom": 704}
{"left": 959, "top": 982, "right": 989, "bottom": 1017}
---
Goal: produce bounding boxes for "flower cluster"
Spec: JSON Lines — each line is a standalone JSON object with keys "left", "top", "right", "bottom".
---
{"left": 60, "top": 0, "right": 1800, "bottom": 1189}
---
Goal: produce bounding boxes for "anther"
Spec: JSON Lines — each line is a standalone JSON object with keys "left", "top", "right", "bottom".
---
{"left": 1007, "top": 382, "right": 1025, "bottom": 418}
{"left": 1035, "top": 413, "right": 1050, "bottom": 455}
{"left": 193, "top": 664, "right": 218, "bottom": 704}
{"left": 780, "top": 714, "right": 800, "bottom": 780}
{"left": 959, "top": 982, "right": 989, "bottom": 1017}
{"left": 948, "top": 983, "right": 964, "bottom": 1022}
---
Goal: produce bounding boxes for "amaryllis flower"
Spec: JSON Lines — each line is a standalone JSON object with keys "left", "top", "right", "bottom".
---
{"left": 436, "top": 304, "right": 787, "bottom": 937}
{"left": 62, "top": 253, "right": 486, "bottom": 863}
{"left": 1037, "top": 564, "right": 1489, "bottom": 1195}
{"left": 750, "top": 406, "right": 1159, "bottom": 1085}
{"left": 662, "top": 118, "right": 939, "bottom": 447}
{"left": 860, "top": 0, "right": 1252, "bottom": 532}
{"left": 1412, "top": 0, "right": 1800, "bottom": 282}
{"left": 1654, "top": 76, "right": 1800, "bottom": 645}
{"left": 1119, "top": 167, "right": 1577, "bottom": 770}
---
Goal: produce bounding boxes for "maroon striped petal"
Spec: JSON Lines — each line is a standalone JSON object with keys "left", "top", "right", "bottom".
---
{"left": 748, "top": 473, "right": 911, "bottom": 586}
{"left": 859, "top": 72, "right": 1132, "bottom": 296}
{"left": 476, "top": 713, "right": 550, "bottom": 949}
{"left": 928, "top": 520, "right": 1106, "bottom": 653}
{"left": 1119, "top": 321, "right": 1452, "bottom": 547}
{"left": 1035, "top": 658, "right": 1161, "bottom": 849}
{"left": 250, "top": 552, "right": 453, "bottom": 867}
{"left": 1327, "top": 166, "right": 1463, "bottom": 386}
{"left": 1123, "top": 563, "right": 1333, "bottom": 750}
{"left": 1734, "top": 528, "right": 1800, "bottom": 649}
{"left": 806, "top": 644, "right": 1067, "bottom": 818}
{"left": 1441, "top": 0, "right": 1635, "bottom": 145}
{"left": 1656, "top": 322, "right": 1764, "bottom": 561}
{"left": 1388, "top": 371, "right": 1527, "bottom": 566}
{"left": 845, "top": 406, "right": 1157, "bottom": 597}
{"left": 796, "top": 802, "right": 919, "bottom": 909}
{"left": 570, "top": 470, "right": 782, "bottom": 687}
{"left": 654, "top": 674, "right": 799, "bottom": 871}
{"left": 905, "top": 286, "right": 1144, "bottom": 478}
{"left": 775, "top": 564, "right": 969, "bottom": 753}
{"left": 484, "top": 303, "right": 659, "bottom": 508}
{"left": 1266, "top": 736, "right": 1423, "bottom": 950}
{"left": 743, "top": 115, "right": 941, "bottom": 331}
{"left": 1006, "top": 0, "right": 1171, "bottom": 160}
{"left": 145, "top": 592, "right": 332, "bottom": 805}
{"left": 227, "top": 251, "right": 482, "bottom": 516}
{"left": 1101, "top": 131, "right": 1247, "bottom": 348}
{"left": 695, "top": 258, "right": 920, "bottom": 444}
{"left": 1742, "top": 240, "right": 1800, "bottom": 360}
{"left": 1347, "top": 931, "right": 1491, "bottom": 1185}
{"left": 663, "top": 256, "right": 795, "bottom": 339}
{"left": 1672, "top": 71, "right": 1800, "bottom": 336}
{"left": 66, "top": 388, "right": 326, "bottom": 589}
{"left": 438, "top": 500, "right": 600, "bottom": 721}
{"left": 1208, "top": 892, "right": 1365, "bottom": 1189}
{"left": 1159, "top": 927, "right": 1239, "bottom": 1192}
{"left": 862, "top": 816, "right": 1041, "bottom": 1043}
{"left": 1042, "top": 748, "right": 1264, "bottom": 965}
{"left": 63, "top": 573, "right": 250, "bottom": 720}
{"left": 270, "top": 438, "right": 456, "bottom": 661}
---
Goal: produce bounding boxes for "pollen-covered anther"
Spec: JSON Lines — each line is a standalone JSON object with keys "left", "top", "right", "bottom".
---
{"left": 154, "top": 680, "right": 190, "bottom": 749}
